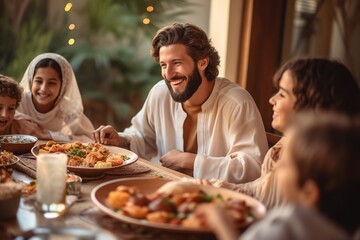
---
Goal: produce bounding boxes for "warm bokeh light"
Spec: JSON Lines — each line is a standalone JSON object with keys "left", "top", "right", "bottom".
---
{"left": 143, "top": 18, "right": 150, "bottom": 24}
{"left": 68, "top": 24, "right": 75, "bottom": 30}
{"left": 64, "top": 3, "right": 73, "bottom": 12}
{"left": 68, "top": 38, "right": 75, "bottom": 45}
{"left": 146, "top": 6, "right": 154, "bottom": 12}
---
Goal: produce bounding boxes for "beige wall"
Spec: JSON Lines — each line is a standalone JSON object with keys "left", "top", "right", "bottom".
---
{"left": 161, "top": 0, "right": 211, "bottom": 32}
{"left": 209, "top": 0, "right": 243, "bottom": 81}
{"left": 176, "top": 0, "right": 211, "bottom": 32}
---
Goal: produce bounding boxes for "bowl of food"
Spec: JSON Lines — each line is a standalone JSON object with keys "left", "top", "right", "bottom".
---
{"left": 0, "top": 134, "right": 38, "bottom": 154}
{"left": 0, "top": 150, "right": 20, "bottom": 174}
{"left": 66, "top": 173, "right": 82, "bottom": 197}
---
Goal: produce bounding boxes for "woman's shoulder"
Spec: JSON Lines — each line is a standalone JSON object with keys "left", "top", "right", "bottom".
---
{"left": 261, "top": 137, "right": 284, "bottom": 174}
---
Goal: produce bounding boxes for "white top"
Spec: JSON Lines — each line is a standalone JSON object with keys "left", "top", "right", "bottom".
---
{"left": 241, "top": 205, "right": 352, "bottom": 240}
{"left": 120, "top": 78, "right": 268, "bottom": 183}
{"left": 218, "top": 138, "right": 285, "bottom": 209}
{"left": 15, "top": 53, "right": 94, "bottom": 142}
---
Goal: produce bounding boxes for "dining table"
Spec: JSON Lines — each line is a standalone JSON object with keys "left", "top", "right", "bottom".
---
{"left": 0, "top": 140, "right": 218, "bottom": 240}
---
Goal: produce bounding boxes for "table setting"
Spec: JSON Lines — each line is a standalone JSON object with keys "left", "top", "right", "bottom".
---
{"left": 0, "top": 136, "right": 266, "bottom": 239}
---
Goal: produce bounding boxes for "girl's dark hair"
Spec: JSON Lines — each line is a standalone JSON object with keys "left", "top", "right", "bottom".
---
{"left": 273, "top": 58, "right": 360, "bottom": 116}
{"left": 34, "top": 58, "right": 62, "bottom": 81}
{"left": 288, "top": 111, "right": 360, "bottom": 235}
{"left": 0, "top": 75, "right": 22, "bottom": 108}
{"left": 151, "top": 23, "right": 220, "bottom": 81}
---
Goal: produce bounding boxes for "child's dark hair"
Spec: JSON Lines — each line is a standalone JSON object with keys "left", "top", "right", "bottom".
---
{"left": 288, "top": 111, "right": 360, "bottom": 235}
{"left": 0, "top": 75, "right": 22, "bottom": 108}
{"left": 34, "top": 58, "right": 62, "bottom": 81}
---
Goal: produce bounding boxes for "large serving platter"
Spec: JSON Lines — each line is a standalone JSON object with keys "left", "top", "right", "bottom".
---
{"left": 91, "top": 177, "right": 267, "bottom": 233}
{"left": 31, "top": 143, "right": 138, "bottom": 177}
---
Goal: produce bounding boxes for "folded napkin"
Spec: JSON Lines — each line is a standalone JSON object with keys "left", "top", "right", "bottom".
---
{"left": 15, "top": 157, "right": 37, "bottom": 179}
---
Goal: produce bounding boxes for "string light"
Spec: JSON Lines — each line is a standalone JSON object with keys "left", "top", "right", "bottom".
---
{"left": 144, "top": 6, "right": 154, "bottom": 25}
{"left": 146, "top": 6, "right": 154, "bottom": 12}
{"left": 143, "top": 18, "right": 150, "bottom": 24}
{"left": 68, "top": 38, "right": 75, "bottom": 45}
{"left": 64, "top": 2, "right": 72, "bottom": 12}
{"left": 68, "top": 24, "right": 75, "bottom": 30}
{"left": 65, "top": 2, "right": 75, "bottom": 46}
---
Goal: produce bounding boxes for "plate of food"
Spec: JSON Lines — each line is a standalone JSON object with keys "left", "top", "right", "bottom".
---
{"left": 91, "top": 177, "right": 267, "bottom": 233}
{"left": 31, "top": 141, "right": 138, "bottom": 177}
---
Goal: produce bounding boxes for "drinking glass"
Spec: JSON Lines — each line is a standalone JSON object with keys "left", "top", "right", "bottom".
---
{"left": 36, "top": 153, "right": 67, "bottom": 219}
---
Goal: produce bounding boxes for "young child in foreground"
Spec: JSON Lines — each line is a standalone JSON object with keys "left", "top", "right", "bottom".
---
{"left": 195, "top": 111, "right": 360, "bottom": 240}
{"left": 0, "top": 74, "right": 50, "bottom": 138}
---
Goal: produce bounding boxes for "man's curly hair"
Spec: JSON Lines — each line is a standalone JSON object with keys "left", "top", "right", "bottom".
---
{"left": 151, "top": 23, "right": 220, "bottom": 81}
{"left": 0, "top": 75, "right": 22, "bottom": 108}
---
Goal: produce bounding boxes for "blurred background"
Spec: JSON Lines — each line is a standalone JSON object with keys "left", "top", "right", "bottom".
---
{"left": 0, "top": 0, "right": 204, "bottom": 130}
{"left": 1, "top": 0, "right": 359, "bottom": 133}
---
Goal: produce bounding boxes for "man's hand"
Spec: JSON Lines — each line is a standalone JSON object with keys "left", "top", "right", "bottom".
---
{"left": 92, "top": 125, "right": 127, "bottom": 147}
{"left": 160, "top": 149, "right": 195, "bottom": 175}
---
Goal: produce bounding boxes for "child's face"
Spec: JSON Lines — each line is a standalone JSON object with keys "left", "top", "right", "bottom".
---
{"left": 31, "top": 67, "right": 62, "bottom": 113}
{"left": 0, "top": 96, "right": 17, "bottom": 132}
{"left": 269, "top": 70, "right": 297, "bottom": 133}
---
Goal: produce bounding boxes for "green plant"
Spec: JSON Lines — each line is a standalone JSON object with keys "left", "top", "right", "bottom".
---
{"left": 0, "top": 0, "right": 57, "bottom": 80}
{"left": 59, "top": 0, "right": 191, "bottom": 128}
{"left": 0, "top": 0, "right": 191, "bottom": 130}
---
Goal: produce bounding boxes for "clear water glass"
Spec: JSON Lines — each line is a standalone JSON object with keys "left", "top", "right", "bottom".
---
{"left": 36, "top": 153, "right": 67, "bottom": 219}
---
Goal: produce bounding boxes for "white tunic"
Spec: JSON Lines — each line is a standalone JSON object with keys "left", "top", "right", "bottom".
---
{"left": 120, "top": 78, "right": 268, "bottom": 183}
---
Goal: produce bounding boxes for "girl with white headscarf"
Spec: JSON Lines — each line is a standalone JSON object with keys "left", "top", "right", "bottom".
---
{"left": 15, "top": 53, "right": 94, "bottom": 142}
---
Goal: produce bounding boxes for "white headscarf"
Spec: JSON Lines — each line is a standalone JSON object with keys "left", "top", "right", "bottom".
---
{"left": 15, "top": 53, "right": 94, "bottom": 142}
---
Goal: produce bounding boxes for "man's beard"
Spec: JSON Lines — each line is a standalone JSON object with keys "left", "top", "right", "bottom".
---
{"left": 165, "top": 66, "right": 202, "bottom": 102}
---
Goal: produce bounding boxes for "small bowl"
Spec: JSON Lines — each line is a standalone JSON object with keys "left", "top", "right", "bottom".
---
{"left": 66, "top": 173, "right": 82, "bottom": 197}
{"left": 21, "top": 173, "right": 82, "bottom": 197}
{"left": 0, "top": 134, "right": 38, "bottom": 154}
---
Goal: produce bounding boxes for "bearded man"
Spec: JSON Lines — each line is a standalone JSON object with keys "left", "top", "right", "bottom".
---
{"left": 93, "top": 23, "right": 268, "bottom": 184}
